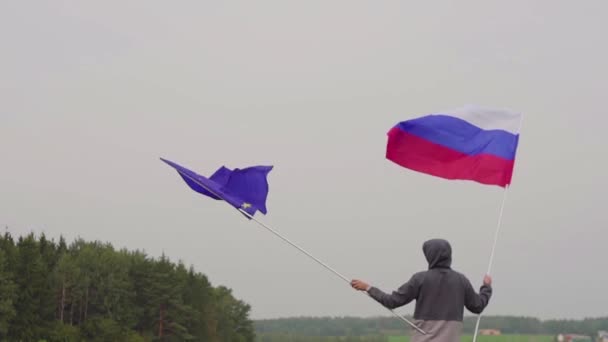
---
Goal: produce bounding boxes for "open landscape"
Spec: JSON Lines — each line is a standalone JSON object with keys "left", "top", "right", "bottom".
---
{"left": 254, "top": 317, "right": 608, "bottom": 342}
{"left": 388, "top": 336, "right": 554, "bottom": 342}
{"left": 3, "top": 1, "right": 607, "bottom": 341}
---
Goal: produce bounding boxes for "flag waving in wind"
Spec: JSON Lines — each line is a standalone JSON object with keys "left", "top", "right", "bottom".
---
{"left": 161, "top": 158, "right": 273, "bottom": 217}
{"left": 386, "top": 106, "right": 522, "bottom": 187}
{"left": 160, "top": 158, "right": 426, "bottom": 333}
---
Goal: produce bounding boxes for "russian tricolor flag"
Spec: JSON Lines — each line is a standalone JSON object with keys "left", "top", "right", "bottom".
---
{"left": 386, "top": 106, "right": 522, "bottom": 187}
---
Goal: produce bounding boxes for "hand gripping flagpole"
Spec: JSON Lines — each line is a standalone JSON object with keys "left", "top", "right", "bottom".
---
{"left": 176, "top": 171, "right": 427, "bottom": 335}
{"left": 472, "top": 114, "right": 524, "bottom": 342}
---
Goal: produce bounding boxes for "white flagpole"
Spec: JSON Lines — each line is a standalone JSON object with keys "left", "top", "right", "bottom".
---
{"left": 239, "top": 208, "right": 426, "bottom": 334}
{"left": 472, "top": 186, "right": 509, "bottom": 342}
{"left": 472, "top": 113, "right": 523, "bottom": 342}
{"left": 486, "top": 188, "right": 510, "bottom": 276}
{"left": 173, "top": 169, "right": 427, "bottom": 335}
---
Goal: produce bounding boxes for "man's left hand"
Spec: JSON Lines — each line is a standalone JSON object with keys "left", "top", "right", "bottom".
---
{"left": 351, "top": 279, "right": 370, "bottom": 291}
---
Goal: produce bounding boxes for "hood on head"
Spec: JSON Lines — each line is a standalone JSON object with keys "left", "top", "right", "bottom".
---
{"left": 423, "top": 239, "right": 452, "bottom": 269}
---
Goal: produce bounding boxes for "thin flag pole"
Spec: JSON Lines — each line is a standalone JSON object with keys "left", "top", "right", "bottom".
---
{"left": 472, "top": 186, "right": 509, "bottom": 342}
{"left": 486, "top": 187, "right": 510, "bottom": 276}
{"left": 239, "top": 209, "right": 425, "bottom": 334}
{"left": 175, "top": 170, "right": 426, "bottom": 335}
{"left": 472, "top": 113, "right": 524, "bottom": 342}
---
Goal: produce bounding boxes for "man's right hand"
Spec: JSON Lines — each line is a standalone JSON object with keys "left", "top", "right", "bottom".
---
{"left": 351, "top": 279, "right": 370, "bottom": 291}
{"left": 483, "top": 275, "right": 492, "bottom": 286}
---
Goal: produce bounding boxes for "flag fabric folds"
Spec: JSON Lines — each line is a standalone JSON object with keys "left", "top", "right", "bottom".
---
{"left": 386, "top": 106, "right": 521, "bottom": 187}
{"left": 161, "top": 158, "right": 273, "bottom": 217}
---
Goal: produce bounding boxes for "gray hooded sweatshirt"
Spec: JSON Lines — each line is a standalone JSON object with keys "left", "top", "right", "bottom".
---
{"left": 367, "top": 239, "right": 492, "bottom": 342}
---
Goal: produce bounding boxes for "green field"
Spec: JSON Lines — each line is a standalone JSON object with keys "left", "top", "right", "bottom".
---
{"left": 388, "top": 335, "right": 555, "bottom": 342}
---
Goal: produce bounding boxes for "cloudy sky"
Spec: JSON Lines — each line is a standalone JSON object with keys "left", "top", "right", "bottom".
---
{"left": 2, "top": 1, "right": 606, "bottom": 320}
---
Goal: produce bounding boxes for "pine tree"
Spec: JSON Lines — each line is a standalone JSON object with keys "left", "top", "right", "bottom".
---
{"left": 0, "top": 249, "right": 17, "bottom": 338}
{"left": 10, "top": 234, "right": 51, "bottom": 340}
{"left": 143, "top": 254, "right": 195, "bottom": 341}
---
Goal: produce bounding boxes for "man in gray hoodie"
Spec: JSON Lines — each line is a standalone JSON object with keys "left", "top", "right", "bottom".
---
{"left": 351, "top": 238, "right": 492, "bottom": 342}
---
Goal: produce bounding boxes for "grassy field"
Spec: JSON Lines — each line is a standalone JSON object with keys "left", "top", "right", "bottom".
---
{"left": 388, "top": 335, "right": 555, "bottom": 342}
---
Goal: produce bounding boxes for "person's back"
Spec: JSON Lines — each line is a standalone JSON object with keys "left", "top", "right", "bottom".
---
{"left": 351, "top": 239, "right": 492, "bottom": 342}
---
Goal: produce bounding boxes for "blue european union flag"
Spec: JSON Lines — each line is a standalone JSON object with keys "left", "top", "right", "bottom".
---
{"left": 161, "top": 158, "right": 272, "bottom": 217}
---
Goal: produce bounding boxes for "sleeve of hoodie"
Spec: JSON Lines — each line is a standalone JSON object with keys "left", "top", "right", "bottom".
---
{"left": 366, "top": 273, "right": 423, "bottom": 309}
{"left": 462, "top": 275, "right": 492, "bottom": 314}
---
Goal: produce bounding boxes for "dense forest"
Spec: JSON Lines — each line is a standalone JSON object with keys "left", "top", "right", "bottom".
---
{"left": 255, "top": 316, "right": 608, "bottom": 338}
{"left": 0, "top": 231, "right": 255, "bottom": 341}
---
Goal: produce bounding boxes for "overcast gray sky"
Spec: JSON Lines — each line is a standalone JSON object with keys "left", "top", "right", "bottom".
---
{"left": 2, "top": 1, "right": 607, "bottom": 321}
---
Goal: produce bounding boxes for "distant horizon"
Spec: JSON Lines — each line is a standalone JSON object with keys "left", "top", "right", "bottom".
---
{"left": 252, "top": 315, "right": 608, "bottom": 321}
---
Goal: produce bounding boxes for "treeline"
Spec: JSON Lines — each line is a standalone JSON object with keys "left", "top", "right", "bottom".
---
{"left": 0, "top": 231, "right": 255, "bottom": 341}
{"left": 255, "top": 316, "right": 608, "bottom": 337}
